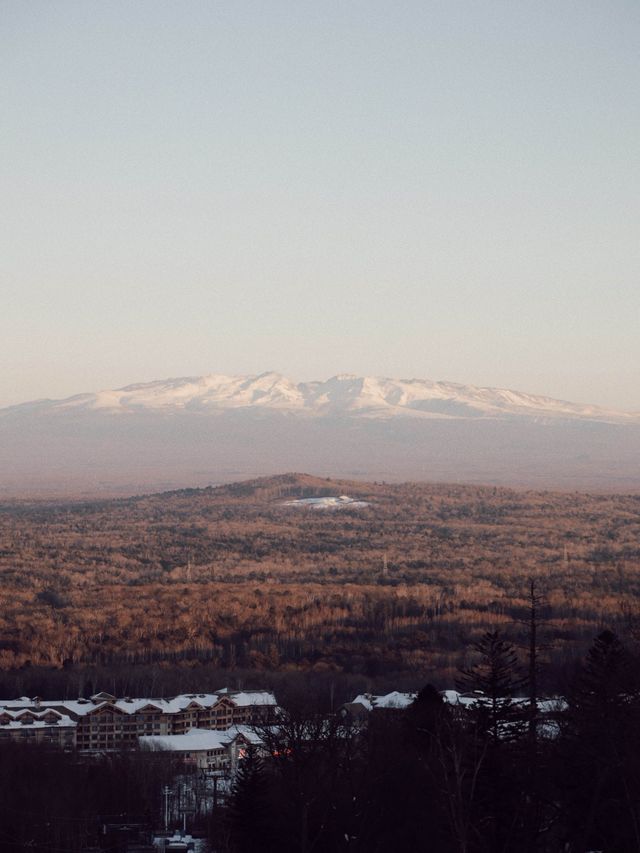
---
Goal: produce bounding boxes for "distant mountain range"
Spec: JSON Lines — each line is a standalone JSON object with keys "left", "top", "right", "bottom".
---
{"left": 4, "top": 372, "right": 638, "bottom": 424}
{"left": 1, "top": 373, "right": 639, "bottom": 495}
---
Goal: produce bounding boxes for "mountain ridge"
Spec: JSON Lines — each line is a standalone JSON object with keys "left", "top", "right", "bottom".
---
{"left": 2, "top": 373, "right": 640, "bottom": 496}
{"left": 2, "top": 371, "right": 638, "bottom": 425}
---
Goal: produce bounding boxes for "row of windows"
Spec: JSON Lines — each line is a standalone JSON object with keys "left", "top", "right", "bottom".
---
{"left": 0, "top": 729, "right": 73, "bottom": 741}
{"left": 80, "top": 708, "right": 247, "bottom": 724}
{"left": 76, "top": 713, "right": 253, "bottom": 731}
{"left": 0, "top": 717, "right": 61, "bottom": 725}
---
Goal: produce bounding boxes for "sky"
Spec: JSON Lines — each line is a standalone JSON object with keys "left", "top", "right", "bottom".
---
{"left": 1, "top": 0, "right": 639, "bottom": 410}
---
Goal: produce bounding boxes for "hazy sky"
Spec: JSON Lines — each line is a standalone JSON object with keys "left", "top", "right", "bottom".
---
{"left": 1, "top": 1, "right": 639, "bottom": 409}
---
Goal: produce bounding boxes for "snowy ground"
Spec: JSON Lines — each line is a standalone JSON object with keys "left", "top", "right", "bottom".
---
{"left": 281, "top": 495, "right": 370, "bottom": 510}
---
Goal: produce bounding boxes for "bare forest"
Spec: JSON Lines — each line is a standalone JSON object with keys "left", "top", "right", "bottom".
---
{"left": 1, "top": 473, "right": 639, "bottom": 695}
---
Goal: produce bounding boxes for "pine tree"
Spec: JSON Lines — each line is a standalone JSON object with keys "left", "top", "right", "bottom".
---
{"left": 405, "top": 683, "right": 445, "bottom": 746}
{"left": 456, "top": 632, "right": 531, "bottom": 851}
{"left": 457, "top": 630, "right": 525, "bottom": 744}
{"left": 561, "top": 631, "right": 640, "bottom": 851}
{"left": 228, "top": 744, "right": 273, "bottom": 853}
{"left": 574, "top": 629, "right": 630, "bottom": 720}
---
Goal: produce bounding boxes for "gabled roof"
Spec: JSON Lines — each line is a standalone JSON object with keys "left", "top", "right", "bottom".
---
{"left": 0, "top": 687, "right": 278, "bottom": 719}
{"left": 90, "top": 692, "right": 117, "bottom": 702}
{"left": 0, "top": 709, "right": 76, "bottom": 730}
{"left": 125, "top": 701, "right": 165, "bottom": 713}
{"left": 86, "top": 702, "right": 127, "bottom": 716}
{"left": 225, "top": 725, "right": 265, "bottom": 746}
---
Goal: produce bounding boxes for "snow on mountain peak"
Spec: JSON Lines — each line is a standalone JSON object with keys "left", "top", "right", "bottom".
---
{"left": 2, "top": 373, "right": 638, "bottom": 425}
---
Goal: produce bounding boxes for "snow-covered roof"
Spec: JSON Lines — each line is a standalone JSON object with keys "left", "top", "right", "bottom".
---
{"left": 440, "top": 690, "right": 461, "bottom": 705}
{"left": 440, "top": 690, "right": 484, "bottom": 708}
{"left": 375, "top": 691, "right": 416, "bottom": 709}
{"left": 140, "top": 724, "right": 264, "bottom": 753}
{"left": 140, "top": 729, "right": 231, "bottom": 752}
{"left": 351, "top": 695, "right": 374, "bottom": 711}
{"left": 441, "top": 690, "right": 569, "bottom": 713}
{"left": 0, "top": 698, "right": 116, "bottom": 717}
{"left": 0, "top": 710, "right": 76, "bottom": 729}
{"left": 0, "top": 689, "right": 277, "bottom": 718}
{"left": 350, "top": 691, "right": 416, "bottom": 711}
{"left": 225, "top": 691, "right": 277, "bottom": 707}
{"left": 225, "top": 724, "right": 265, "bottom": 746}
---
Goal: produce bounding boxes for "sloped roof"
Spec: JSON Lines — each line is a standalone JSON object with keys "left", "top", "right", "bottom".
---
{"left": 350, "top": 691, "right": 416, "bottom": 711}
{"left": 140, "top": 729, "right": 231, "bottom": 752}
{"left": 0, "top": 688, "right": 278, "bottom": 718}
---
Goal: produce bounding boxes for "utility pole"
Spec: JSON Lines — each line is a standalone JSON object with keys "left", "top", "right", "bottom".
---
{"left": 163, "top": 785, "right": 171, "bottom": 832}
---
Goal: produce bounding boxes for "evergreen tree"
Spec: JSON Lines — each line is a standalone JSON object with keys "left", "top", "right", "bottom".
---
{"left": 405, "top": 683, "right": 445, "bottom": 747}
{"left": 228, "top": 744, "right": 274, "bottom": 853}
{"left": 561, "top": 631, "right": 640, "bottom": 852}
{"left": 457, "top": 630, "right": 525, "bottom": 743}
{"left": 456, "top": 631, "right": 531, "bottom": 852}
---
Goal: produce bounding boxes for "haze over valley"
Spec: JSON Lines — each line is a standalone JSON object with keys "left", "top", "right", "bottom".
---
{"left": 2, "top": 372, "right": 639, "bottom": 496}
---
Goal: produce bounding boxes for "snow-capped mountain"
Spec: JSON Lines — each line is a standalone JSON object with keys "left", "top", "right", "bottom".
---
{"left": 1, "top": 373, "right": 639, "bottom": 495}
{"left": 3, "top": 372, "right": 637, "bottom": 424}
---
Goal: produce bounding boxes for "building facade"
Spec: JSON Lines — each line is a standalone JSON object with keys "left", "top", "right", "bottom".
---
{"left": 0, "top": 689, "right": 277, "bottom": 753}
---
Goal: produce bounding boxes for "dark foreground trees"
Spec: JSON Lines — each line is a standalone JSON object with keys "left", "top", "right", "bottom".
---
{"left": 559, "top": 630, "right": 640, "bottom": 852}
{"left": 0, "top": 630, "right": 638, "bottom": 852}
{"left": 228, "top": 744, "right": 273, "bottom": 853}
{"left": 0, "top": 744, "right": 179, "bottom": 852}
{"left": 220, "top": 630, "right": 640, "bottom": 853}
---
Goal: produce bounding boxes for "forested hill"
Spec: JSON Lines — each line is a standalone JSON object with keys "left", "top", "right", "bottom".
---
{"left": 1, "top": 473, "right": 639, "bottom": 682}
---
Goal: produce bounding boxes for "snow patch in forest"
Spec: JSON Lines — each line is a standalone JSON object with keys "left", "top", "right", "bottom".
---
{"left": 282, "top": 495, "right": 370, "bottom": 510}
